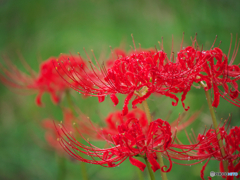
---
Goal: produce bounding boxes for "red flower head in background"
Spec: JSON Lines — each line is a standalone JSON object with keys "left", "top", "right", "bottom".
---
{"left": 0, "top": 54, "right": 86, "bottom": 106}
{"left": 42, "top": 109, "right": 76, "bottom": 154}
{"left": 97, "top": 108, "right": 200, "bottom": 141}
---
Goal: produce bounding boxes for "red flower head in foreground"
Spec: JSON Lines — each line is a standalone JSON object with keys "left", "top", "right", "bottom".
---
{"left": 54, "top": 35, "right": 211, "bottom": 115}
{"left": 0, "top": 54, "right": 86, "bottom": 106}
{"left": 55, "top": 110, "right": 216, "bottom": 173}
{"left": 197, "top": 118, "right": 240, "bottom": 180}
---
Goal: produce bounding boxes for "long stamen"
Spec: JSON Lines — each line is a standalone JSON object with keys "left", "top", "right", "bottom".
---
{"left": 131, "top": 34, "right": 137, "bottom": 51}
{"left": 190, "top": 36, "right": 193, "bottom": 47}
{"left": 210, "top": 35, "right": 218, "bottom": 50}
{"left": 16, "top": 50, "right": 36, "bottom": 78}
{"left": 83, "top": 48, "right": 98, "bottom": 70}
{"left": 228, "top": 33, "right": 233, "bottom": 59}
{"left": 138, "top": 43, "right": 142, "bottom": 51}
{"left": 109, "top": 46, "right": 115, "bottom": 60}
{"left": 129, "top": 45, "right": 134, "bottom": 52}
{"left": 154, "top": 45, "right": 158, "bottom": 52}
{"left": 157, "top": 41, "right": 161, "bottom": 50}
{"left": 180, "top": 32, "right": 185, "bottom": 50}
{"left": 218, "top": 40, "right": 222, "bottom": 48}
{"left": 195, "top": 33, "right": 199, "bottom": 49}
{"left": 170, "top": 35, "right": 174, "bottom": 62}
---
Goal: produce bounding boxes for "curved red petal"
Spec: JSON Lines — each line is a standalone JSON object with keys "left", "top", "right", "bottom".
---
{"left": 36, "top": 91, "right": 44, "bottom": 106}
{"left": 98, "top": 95, "right": 105, "bottom": 103}
{"left": 129, "top": 156, "right": 146, "bottom": 172}
{"left": 147, "top": 153, "right": 160, "bottom": 172}
{"left": 110, "top": 93, "right": 119, "bottom": 106}
{"left": 122, "top": 92, "right": 134, "bottom": 116}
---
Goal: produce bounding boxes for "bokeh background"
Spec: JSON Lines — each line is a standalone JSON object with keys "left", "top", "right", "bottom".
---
{"left": 0, "top": 0, "right": 240, "bottom": 179}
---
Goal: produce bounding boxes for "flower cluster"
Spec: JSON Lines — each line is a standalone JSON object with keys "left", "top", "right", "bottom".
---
{"left": 54, "top": 36, "right": 240, "bottom": 116}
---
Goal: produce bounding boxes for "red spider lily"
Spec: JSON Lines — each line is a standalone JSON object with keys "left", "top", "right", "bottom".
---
{"left": 55, "top": 114, "right": 216, "bottom": 173}
{"left": 196, "top": 118, "right": 240, "bottom": 180}
{"left": 96, "top": 108, "right": 200, "bottom": 140}
{"left": 96, "top": 109, "right": 149, "bottom": 138}
{"left": 54, "top": 36, "right": 209, "bottom": 115}
{"left": 0, "top": 54, "right": 86, "bottom": 106}
{"left": 42, "top": 109, "right": 76, "bottom": 154}
{"left": 196, "top": 35, "right": 240, "bottom": 108}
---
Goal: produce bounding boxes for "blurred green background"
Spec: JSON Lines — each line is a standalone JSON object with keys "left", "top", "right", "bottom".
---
{"left": 0, "top": 0, "right": 240, "bottom": 179}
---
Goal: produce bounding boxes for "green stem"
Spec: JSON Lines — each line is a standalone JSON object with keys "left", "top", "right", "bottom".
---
{"left": 142, "top": 100, "right": 152, "bottom": 124}
{"left": 80, "top": 162, "right": 88, "bottom": 180}
{"left": 57, "top": 155, "right": 66, "bottom": 180}
{"left": 66, "top": 90, "right": 75, "bottom": 114}
{"left": 200, "top": 82, "right": 228, "bottom": 173}
{"left": 137, "top": 168, "right": 144, "bottom": 180}
{"left": 65, "top": 90, "right": 89, "bottom": 180}
{"left": 156, "top": 153, "right": 168, "bottom": 180}
{"left": 142, "top": 100, "right": 168, "bottom": 180}
{"left": 145, "top": 158, "right": 156, "bottom": 180}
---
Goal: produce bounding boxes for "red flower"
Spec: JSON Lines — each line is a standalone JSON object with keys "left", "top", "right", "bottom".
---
{"left": 96, "top": 109, "right": 149, "bottom": 139}
{"left": 196, "top": 35, "right": 240, "bottom": 108}
{"left": 55, "top": 112, "right": 213, "bottom": 172}
{"left": 55, "top": 37, "right": 208, "bottom": 115}
{"left": 197, "top": 118, "right": 240, "bottom": 180}
{"left": 96, "top": 108, "right": 200, "bottom": 140}
{"left": 0, "top": 54, "right": 86, "bottom": 106}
